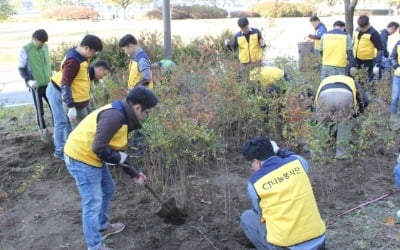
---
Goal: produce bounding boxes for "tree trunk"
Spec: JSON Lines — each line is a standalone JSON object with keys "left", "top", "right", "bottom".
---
{"left": 344, "top": 0, "right": 358, "bottom": 37}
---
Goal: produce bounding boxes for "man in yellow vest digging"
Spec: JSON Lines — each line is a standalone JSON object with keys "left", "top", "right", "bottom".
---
{"left": 315, "top": 75, "right": 369, "bottom": 159}
{"left": 353, "top": 15, "right": 383, "bottom": 83}
{"left": 240, "top": 136, "right": 326, "bottom": 249}
{"left": 119, "top": 34, "right": 153, "bottom": 90}
{"left": 318, "top": 20, "right": 356, "bottom": 79}
{"left": 64, "top": 86, "right": 158, "bottom": 250}
{"left": 225, "top": 17, "right": 266, "bottom": 82}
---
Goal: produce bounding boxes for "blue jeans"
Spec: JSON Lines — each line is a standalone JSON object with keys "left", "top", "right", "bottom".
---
{"left": 240, "top": 210, "right": 326, "bottom": 250}
{"left": 394, "top": 164, "right": 400, "bottom": 188}
{"left": 65, "top": 155, "right": 115, "bottom": 250}
{"left": 46, "top": 82, "right": 72, "bottom": 157}
{"left": 391, "top": 76, "right": 400, "bottom": 114}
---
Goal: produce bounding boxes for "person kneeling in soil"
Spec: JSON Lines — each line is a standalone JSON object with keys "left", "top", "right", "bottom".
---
{"left": 240, "top": 136, "right": 326, "bottom": 249}
{"left": 63, "top": 86, "right": 158, "bottom": 250}
{"left": 314, "top": 75, "right": 368, "bottom": 159}
{"left": 151, "top": 59, "right": 176, "bottom": 84}
{"left": 249, "top": 66, "right": 289, "bottom": 95}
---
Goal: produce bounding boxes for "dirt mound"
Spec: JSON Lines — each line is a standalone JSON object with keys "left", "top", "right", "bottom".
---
{"left": 1, "top": 132, "right": 400, "bottom": 249}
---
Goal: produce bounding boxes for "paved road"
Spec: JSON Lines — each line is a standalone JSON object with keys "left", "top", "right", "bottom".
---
{"left": 0, "top": 68, "right": 33, "bottom": 107}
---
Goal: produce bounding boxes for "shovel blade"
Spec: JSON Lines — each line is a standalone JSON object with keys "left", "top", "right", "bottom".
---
{"left": 155, "top": 197, "right": 187, "bottom": 225}
{"left": 155, "top": 197, "right": 177, "bottom": 217}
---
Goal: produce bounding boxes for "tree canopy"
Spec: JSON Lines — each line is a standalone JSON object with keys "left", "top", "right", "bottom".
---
{"left": 0, "top": 0, "right": 16, "bottom": 20}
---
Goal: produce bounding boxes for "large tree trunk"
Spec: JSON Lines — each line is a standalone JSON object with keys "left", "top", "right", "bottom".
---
{"left": 344, "top": 0, "right": 358, "bottom": 37}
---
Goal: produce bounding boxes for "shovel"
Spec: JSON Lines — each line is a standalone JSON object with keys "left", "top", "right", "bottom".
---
{"left": 32, "top": 85, "right": 52, "bottom": 144}
{"left": 121, "top": 163, "right": 187, "bottom": 225}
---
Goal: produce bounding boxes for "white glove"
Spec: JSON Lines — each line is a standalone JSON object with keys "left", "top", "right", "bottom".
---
{"left": 133, "top": 172, "right": 147, "bottom": 185}
{"left": 119, "top": 151, "right": 128, "bottom": 164}
{"left": 350, "top": 67, "right": 357, "bottom": 76}
{"left": 270, "top": 140, "right": 280, "bottom": 154}
{"left": 224, "top": 39, "right": 230, "bottom": 46}
{"left": 67, "top": 107, "right": 77, "bottom": 123}
{"left": 373, "top": 65, "right": 379, "bottom": 74}
{"left": 259, "top": 39, "right": 266, "bottom": 48}
{"left": 395, "top": 67, "right": 400, "bottom": 76}
{"left": 27, "top": 80, "right": 38, "bottom": 89}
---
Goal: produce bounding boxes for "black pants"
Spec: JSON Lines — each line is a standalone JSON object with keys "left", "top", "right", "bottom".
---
{"left": 356, "top": 58, "right": 374, "bottom": 83}
{"left": 31, "top": 85, "right": 52, "bottom": 129}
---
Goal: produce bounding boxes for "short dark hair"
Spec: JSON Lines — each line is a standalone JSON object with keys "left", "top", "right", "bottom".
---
{"left": 388, "top": 21, "right": 399, "bottom": 29}
{"left": 238, "top": 17, "right": 249, "bottom": 28}
{"left": 333, "top": 20, "right": 345, "bottom": 28}
{"left": 357, "top": 15, "right": 369, "bottom": 28}
{"left": 310, "top": 16, "right": 320, "bottom": 22}
{"left": 126, "top": 86, "right": 158, "bottom": 110}
{"left": 119, "top": 34, "right": 138, "bottom": 47}
{"left": 241, "top": 136, "right": 275, "bottom": 161}
{"left": 32, "top": 29, "right": 48, "bottom": 42}
{"left": 92, "top": 60, "right": 111, "bottom": 71}
{"left": 80, "top": 34, "right": 103, "bottom": 52}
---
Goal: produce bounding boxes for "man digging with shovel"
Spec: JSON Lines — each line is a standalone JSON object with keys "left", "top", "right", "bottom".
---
{"left": 64, "top": 86, "right": 157, "bottom": 250}
{"left": 18, "top": 29, "right": 52, "bottom": 143}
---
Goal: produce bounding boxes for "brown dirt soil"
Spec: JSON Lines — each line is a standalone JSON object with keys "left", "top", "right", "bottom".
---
{"left": 1, "top": 130, "right": 400, "bottom": 250}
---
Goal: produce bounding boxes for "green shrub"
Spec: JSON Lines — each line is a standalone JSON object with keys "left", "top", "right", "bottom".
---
{"left": 41, "top": 5, "right": 99, "bottom": 20}
{"left": 144, "top": 8, "right": 162, "bottom": 20}
{"left": 49, "top": 41, "right": 77, "bottom": 71}
{"left": 0, "top": 0, "right": 16, "bottom": 21}
{"left": 253, "top": 2, "right": 316, "bottom": 18}
{"left": 189, "top": 5, "right": 228, "bottom": 19}
{"left": 98, "top": 37, "right": 127, "bottom": 68}
{"left": 229, "top": 10, "right": 261, "bottom": 18}
{"left": 145, "top": 5, "right": 228, "bottom": 20}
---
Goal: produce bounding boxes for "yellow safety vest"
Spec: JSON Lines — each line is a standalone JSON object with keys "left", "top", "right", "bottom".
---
{"left": 237, "top": 33, "right": 263, "bottom": 63}
{"left": 395, "top": 45, "right": 400, "bottom": 77}
{"left": 353, "top": 31, "right": 377, "bottom": 60}
{"left": 253, "top": 159, "right": 326, "bottom": 246}
{"left": 128, "top": 60, "right": 154, "bottom": 89}
{"left": 249, "top": 67, "right": 284, "bottom": 87}
{"left": 322, "top": 33, "right": 347, "bottom": 67}
{"left": 64, "top": 103, "right": 128, "bottom": 167}
{"left": 315, "top": 75, "right": 357, "bottom": 111}
{"left": 314, "top": 39, "right": 321, "bottom": 51}
{"left": 51, "top": 56, "right": 90, "bottom": 103}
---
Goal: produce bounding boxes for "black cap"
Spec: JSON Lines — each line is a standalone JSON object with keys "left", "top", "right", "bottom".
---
{"left": 241, "top": 136, "right": 275, "bottom": 161}
{"left": 126, "top": 86, "right": 158, "bottom": 109}
{"left": 92, "top": 60, "right": 111, "bottom": 71}
{"left": 238, "top": 17, "right": 249, "bottom": 28}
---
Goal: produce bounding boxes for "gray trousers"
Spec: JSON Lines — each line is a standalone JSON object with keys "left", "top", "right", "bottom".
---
{"left": 240, "top": 209, "right": 286, "bottom": 250}
{"left": 316, "top": 88, "right": 354, "bottom": 158}
{"left": 321, "top": 66, "right": 346, "bottom": 79}
{"left": 240, "top": 209, "right": 326, "bottom": 250}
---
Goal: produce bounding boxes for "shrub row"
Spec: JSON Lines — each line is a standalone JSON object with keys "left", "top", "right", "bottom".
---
{"left": 229, "top": 10, "right": 260, "bottom": 18}
{"left": 253, "top": 2, "right": 316, "bottom": 18}
{"left": 43, "top": 29, "right": 399, "bottom": 180}
{"left": 41, "top": 5, "right": 99, "bottom": 20}
{"left": 145, "top": 5, "right": 228, "bottom": 20}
